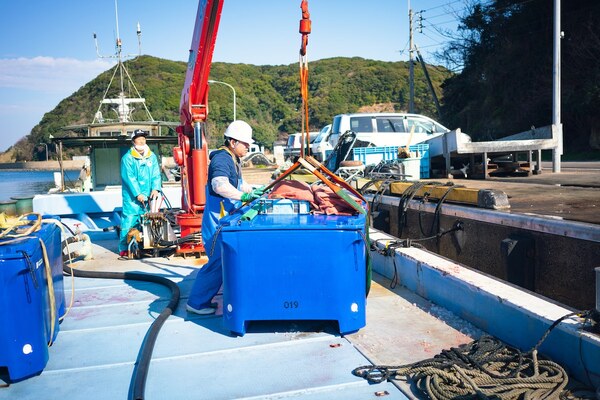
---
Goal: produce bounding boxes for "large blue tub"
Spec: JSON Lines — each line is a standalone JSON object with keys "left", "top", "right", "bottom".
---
{"left": 220, "top": 211, "right": 367, "bottom": 336}
{"left": 0, "top": 220, "right": 64, "bottom": 382}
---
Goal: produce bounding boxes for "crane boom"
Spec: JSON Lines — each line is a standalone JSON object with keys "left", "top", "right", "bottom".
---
{"left": 180, "top": 0, "right": 224, "bottom": 127}
{"left": 173, "top": 0, "right": 224, "bottom": 255}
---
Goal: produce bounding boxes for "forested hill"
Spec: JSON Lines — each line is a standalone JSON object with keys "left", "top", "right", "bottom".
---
{"left": 8, "top": 56, "right": 449, "bottom": 161}
{"left": 440, "top": 0, "right": 600, "bottom": 154}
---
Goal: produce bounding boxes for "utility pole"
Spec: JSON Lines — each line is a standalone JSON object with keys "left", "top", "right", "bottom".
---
{"left": 552, "top": 0, "right": 562, "bottom": 172}
{"left": 408, "top": 2, "right": 415, "bottom": 113}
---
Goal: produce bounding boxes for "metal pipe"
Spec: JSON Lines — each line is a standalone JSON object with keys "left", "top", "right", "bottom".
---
{"left": 408, "top": 4, "right": 414, "bottom": 113}
{"left": 552, "top": 0, "right": 562, "bottom": 172}
{"left": 193, "top": 121, "right": 203, "bottom": 149}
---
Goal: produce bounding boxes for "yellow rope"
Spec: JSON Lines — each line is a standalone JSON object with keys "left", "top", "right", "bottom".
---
{"left": 42, "top": 218, "right": 76, "bottom": 323}
{"left": 38, "top": 238, "right": 57, "bottom": 346}
{"left": 0, "top": 212, "right": 42, "bottom": 239}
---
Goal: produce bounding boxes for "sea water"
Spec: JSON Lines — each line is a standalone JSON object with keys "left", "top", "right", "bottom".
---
{"left": 0, "top": 170, "right": 80, "bottom": 202}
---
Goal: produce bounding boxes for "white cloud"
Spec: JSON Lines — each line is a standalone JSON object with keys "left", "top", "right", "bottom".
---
{"left": 0, "top": 56, "right": 114, "bottom": 93}
{"left": 0, "top": 56, "right": 116, "bottom": 152}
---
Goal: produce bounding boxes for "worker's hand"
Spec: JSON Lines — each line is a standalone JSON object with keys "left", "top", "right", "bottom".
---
{"left": 136, "top": 194, "right": 147, "bottom": 204}
{"left": 150, "top": 190, "right": 159, "bottom": 200}
{"left": 241, "top": 191, "right": 261, "bottom": 203}
{"left": 250, "top": 186, "right": 265, "bottom": 197}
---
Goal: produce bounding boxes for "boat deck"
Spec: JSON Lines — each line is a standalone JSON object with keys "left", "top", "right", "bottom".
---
{"left": 0, "top": 230, "right": 482, "bottom": 400}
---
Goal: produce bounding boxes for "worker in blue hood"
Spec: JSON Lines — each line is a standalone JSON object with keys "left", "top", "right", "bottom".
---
{"left": 186, "top": 120, "right": 264, "bottom": 315}
{"left": 119, "top": 129, "right": 162, "bottom": 257}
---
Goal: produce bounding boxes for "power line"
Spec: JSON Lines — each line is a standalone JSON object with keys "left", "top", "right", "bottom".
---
{"left": 422, "top": 25, "right": 451, "bottom": 38}
{"left": 421, "top": 0, "right": 465, "bottom": 13}
{"left": 422, "top": 19, "right": 461, "bottom": 29}
{"left": 417, "top": 42, "right": 446, "bottom": 50}
{"left": 397, "top": 38, "right": 410, "bottom": 57}
{"left": 420, "top": 30, "right": 447, "bottom": 46}
{"left": 420, "top": 0, "right": 539, "bottom": 29}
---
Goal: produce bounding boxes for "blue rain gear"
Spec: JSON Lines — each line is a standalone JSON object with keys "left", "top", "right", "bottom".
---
{"left": 188, "top": 148, "right": 244, "bottom": 310}
{"left": 119, "top": 146, "right": 161, "bottom": 252}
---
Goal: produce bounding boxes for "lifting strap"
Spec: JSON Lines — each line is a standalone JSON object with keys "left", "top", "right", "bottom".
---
{"left": 254, "top": 0, "right": 364, "bottom": 215}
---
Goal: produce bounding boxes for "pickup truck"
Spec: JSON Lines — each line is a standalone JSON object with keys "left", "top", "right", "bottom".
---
{"left": 283, "top": 132, "right": 319, "bottom": 161}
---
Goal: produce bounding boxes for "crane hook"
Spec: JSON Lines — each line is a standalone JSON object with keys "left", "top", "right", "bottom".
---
{"left": 299, "top": 0, "right": 311, "bottom": 56}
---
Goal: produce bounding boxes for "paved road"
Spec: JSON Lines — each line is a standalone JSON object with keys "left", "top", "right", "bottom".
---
{"left": 427, "top": 168, "right": 600, "bottom": 225}
{"left": 541, "top": 161, "right": 600, "bottom": 171}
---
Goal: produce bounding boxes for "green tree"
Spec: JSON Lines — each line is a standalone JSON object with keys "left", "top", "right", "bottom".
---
{"left": 6, "top": 55, "right": 450, "bottom": 160}
{"left": 439, "top": 0, "right": 600, "bottom": 151}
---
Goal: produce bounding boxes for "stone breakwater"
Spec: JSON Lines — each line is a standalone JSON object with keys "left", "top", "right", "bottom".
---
{"left": 0, "top": 160, "right": 84, "bottom": 171}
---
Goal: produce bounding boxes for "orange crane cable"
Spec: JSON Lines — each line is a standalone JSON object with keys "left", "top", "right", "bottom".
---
{"left": 300, "top": 59, "right": 309, "bottom": 157}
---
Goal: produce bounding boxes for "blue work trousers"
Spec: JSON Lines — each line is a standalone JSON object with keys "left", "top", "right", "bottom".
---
{"left": 187, "top": 241, "right": 222, "bottom": 310}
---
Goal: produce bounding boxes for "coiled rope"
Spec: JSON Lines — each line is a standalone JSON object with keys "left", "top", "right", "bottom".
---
{"left": 353, "top": 335, "right": 570, "bottom": 400}
{"left": 354, "top": 307, "right": 599, "bottom": 400}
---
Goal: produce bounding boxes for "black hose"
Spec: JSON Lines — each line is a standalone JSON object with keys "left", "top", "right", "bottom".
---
{"left": 63, "top": 264, "right": 180, "bottom": 400}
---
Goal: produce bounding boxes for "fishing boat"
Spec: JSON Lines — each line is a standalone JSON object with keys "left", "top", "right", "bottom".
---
{"left": 2, "top": 1, "right": 599, "bottom": 398}
{"left": 0, "top": 212, "right": 598, "bottom": 399}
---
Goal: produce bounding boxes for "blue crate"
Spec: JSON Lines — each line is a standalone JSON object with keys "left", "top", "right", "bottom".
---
{"left": 220, "top": 212, "right": 367, "bottom": 336}
{"left": 351, "top": 144, "right": 430, "bottom": 178}
{"left": 0, "top": 221, "right": 63, "bottom": 382}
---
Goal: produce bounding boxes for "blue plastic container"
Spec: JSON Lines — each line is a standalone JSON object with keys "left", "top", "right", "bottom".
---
{"left": 220, "top": 211, "right": 367, "bottom": 336}
{"left": 351, "top": 144, "right": 430, "bottom": 178}
{"left": 0, "top": 221, "right": 64, "bottom": 382}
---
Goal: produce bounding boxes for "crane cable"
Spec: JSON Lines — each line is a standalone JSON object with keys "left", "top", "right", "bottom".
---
{"left": 299, "top": 0, "right": 311, "bottom": 158}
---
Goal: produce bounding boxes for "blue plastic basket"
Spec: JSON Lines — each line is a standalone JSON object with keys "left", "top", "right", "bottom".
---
{"left": 351, "top": 144, "right": 430, "bottom": 178}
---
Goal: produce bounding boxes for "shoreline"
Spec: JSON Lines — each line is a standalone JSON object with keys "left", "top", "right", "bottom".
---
{"left": 0, "top": 160, "right": 84, "bottom": 171}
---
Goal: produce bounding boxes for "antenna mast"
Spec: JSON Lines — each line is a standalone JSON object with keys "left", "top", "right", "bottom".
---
{"left": 92, "top": 0, "right": 152, "bottom": 124}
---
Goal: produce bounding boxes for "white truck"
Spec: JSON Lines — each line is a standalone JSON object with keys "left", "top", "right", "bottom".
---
{"left": 283, "top": 131, "right": 319, "bottom": 161}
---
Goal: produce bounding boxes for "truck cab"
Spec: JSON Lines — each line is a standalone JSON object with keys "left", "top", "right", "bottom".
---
{"left": 310, "top": 124, "right": 332, "bottom": 162}
{"left": 327, "top": 113, "right": 450, "bottom": 148}
{"left": 283, "top": 132, "right": 319, "bottom": 161}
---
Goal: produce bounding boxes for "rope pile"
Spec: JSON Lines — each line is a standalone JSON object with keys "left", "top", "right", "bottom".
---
{"left": 353, "top": 336, "right": 572, "bottom": 400}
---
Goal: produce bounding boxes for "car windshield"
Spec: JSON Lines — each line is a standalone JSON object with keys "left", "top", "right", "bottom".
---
{"left": 406, "top": 117, "right": 448, "bottom": 134}
{"left": 286, "top": 135, "right": 297, "bottom": 148}
{"left": 313, "top": 128, "right": 329, "bottom": 143}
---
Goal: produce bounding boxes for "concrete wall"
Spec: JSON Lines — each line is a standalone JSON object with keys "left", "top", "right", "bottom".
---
{"left": 370, "top": 198, "right": 600, "bottom": 310}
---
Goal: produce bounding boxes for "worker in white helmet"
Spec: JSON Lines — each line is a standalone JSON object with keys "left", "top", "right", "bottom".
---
{"left": 187, "top": 120, "right": 264, "bottom": 315}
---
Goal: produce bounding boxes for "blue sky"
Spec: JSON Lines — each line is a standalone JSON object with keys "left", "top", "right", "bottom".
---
{"left": 0, "top": 0, "right": 465, "bottom": 152}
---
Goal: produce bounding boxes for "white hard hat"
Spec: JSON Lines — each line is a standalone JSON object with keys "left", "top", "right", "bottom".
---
{"left": 224, "top": 120, "right": 254, "bottom": 144}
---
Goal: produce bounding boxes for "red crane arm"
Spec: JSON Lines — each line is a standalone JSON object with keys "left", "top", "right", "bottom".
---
{"left": 173, "top": 0, "right": 224, "bottom": 254}
{"left": 180, "top": 0, "right": 224, "bottom": 129}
